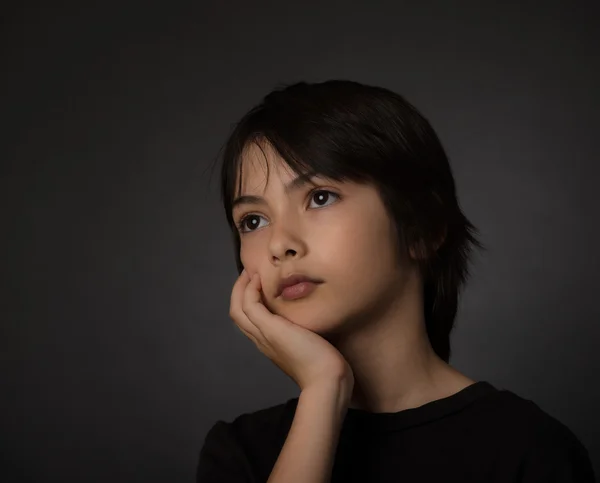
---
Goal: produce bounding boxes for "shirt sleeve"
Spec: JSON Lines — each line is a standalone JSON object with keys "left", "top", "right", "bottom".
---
{"left": 196, "top": 420, "right": 253, "bottom": 483}
{"left": 517, "top": 428, "right": 596, "bottom": 482}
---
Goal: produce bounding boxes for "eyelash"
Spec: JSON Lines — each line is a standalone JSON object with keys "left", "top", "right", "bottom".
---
{"left": 235, "top": 189, "right": 340, "bottom": 234}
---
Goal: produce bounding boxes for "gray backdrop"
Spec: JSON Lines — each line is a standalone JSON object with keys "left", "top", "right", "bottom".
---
{"left": 2, "top": 1, "right": 598, "bottom": 481}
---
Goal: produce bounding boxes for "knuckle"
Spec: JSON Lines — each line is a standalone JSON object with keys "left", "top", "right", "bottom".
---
{"left": 229, "top": 308, "right": 240, "bottom": 321}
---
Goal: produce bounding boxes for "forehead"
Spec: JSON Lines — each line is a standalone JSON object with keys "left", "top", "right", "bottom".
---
{"left": 235, "top": 142, "right": 299, "bottom": 193}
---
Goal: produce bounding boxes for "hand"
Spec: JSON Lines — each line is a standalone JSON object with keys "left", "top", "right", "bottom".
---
{"left": 229, "top": 269, "right": 354, "bottom": 392}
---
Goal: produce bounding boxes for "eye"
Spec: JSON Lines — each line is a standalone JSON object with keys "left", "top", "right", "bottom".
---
{"left": 235, "top": 189, "right": 340, "bottom": 234}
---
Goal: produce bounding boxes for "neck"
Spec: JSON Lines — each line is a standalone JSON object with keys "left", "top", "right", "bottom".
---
{"left": 331, "top": 271, "right": 474, "bottom": 413}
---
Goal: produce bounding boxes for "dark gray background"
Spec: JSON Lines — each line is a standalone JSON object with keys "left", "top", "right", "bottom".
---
{"left": 2, "top": 1, "right": 598, "bottom": 481}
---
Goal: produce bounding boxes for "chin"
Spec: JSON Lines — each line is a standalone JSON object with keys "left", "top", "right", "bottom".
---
{"left": 277, "top": 303, "right": 346, "bottom": 335}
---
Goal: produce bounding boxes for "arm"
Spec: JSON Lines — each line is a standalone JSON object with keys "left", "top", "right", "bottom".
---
{"left": 196, "top": 420, "right": 253, "bottom": 483}
{"left": 267, "top": 377, "right": 352, "bottom": 483}
{"left": 517, "top": 426, "right": 596, "bottom": 482}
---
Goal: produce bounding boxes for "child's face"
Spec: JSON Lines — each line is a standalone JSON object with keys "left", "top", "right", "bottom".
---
{"left": 231, "top": 142, "right": 418, "bottom": 339}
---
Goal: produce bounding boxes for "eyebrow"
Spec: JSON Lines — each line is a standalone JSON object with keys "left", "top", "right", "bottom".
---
{"left": 232, "top": 173, "right": 320, "bottom": 211}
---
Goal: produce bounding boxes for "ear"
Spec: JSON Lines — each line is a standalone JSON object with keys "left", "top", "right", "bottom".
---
{"left": 433, "top": 224, "right": 447, "bottom": 251}
{"left": 409, "top": 225, "right": 447, "bottom": 260}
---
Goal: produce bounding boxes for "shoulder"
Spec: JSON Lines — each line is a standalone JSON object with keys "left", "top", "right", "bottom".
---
{"left": 201, "top": 396, "right": 298, "bottom": 452}
{"left": 473, "top": 386, "right": 595, "bottom": 481}
{"left": 228, "top": 396, "right": 298, "bottom": 443}
{"left": 197, "top": 397, "right": 298, "bottom": 482}
{"left": 476, "top": 387, "right": 583, "bottom": 442}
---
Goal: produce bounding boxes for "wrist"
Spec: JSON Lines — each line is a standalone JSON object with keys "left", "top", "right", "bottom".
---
{"left": 302, "top": 376, "right": 354, "bottom": 411}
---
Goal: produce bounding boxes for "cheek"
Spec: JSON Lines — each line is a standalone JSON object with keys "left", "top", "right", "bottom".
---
{"left": 239, "top": 241, "right": 256, "bottom": 260}
{"left": 238, "top": 245, "right": 256, "bottom": 274}
{"left": 333, "top": 210, "right": 394, "bottom": 256}
{"left": 330, "top": 216, "right": 398, "bottom": 280}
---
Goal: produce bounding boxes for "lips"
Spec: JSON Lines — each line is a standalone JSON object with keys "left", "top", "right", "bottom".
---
{"left": 276, "top": 273, "right": 323, "bottom": 298}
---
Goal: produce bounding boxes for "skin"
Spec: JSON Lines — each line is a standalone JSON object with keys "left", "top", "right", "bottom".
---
{"left": 230, "top": 140, "right": 476, "bottom": 413}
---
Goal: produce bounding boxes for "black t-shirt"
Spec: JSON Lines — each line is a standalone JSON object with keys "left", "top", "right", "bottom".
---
{"left": 196, "top": 381, "right": 595, "bottom": 482}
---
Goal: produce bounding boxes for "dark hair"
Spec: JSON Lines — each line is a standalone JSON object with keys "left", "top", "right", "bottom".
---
{"left": 208, "top": 79, "right": 486, "bottom": 363}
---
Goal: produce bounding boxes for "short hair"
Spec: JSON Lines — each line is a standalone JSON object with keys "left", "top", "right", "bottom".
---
{"left": 210, "top": 79, "right": 486, "bottom": 363}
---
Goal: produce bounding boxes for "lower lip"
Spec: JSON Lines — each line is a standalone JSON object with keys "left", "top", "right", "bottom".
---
{"left": 280, "top": 282, "right": 320, "bottom": 300}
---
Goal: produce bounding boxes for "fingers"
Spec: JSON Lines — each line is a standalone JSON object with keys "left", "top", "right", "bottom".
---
{"left": 229, "top": 269, "right": 252, "bottom": 330}
{"left": 242, "top": 274, "right": 284, "bottom": 337}
{"left": 229, "top": 270, "right": 265, "bottom": 343}
{"left": 235, "top": 323, "right": 259, "bottom": 346}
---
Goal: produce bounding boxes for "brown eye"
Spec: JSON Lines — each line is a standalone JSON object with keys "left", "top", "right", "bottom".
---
{"left": 309, "top": 190, "right": 339, "bottom": 208}
{"left": 236, "top": 189, "right": 340, "bottom": 234}
{"left": 236, "top": 214, "right": 264, "bottom": 233}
